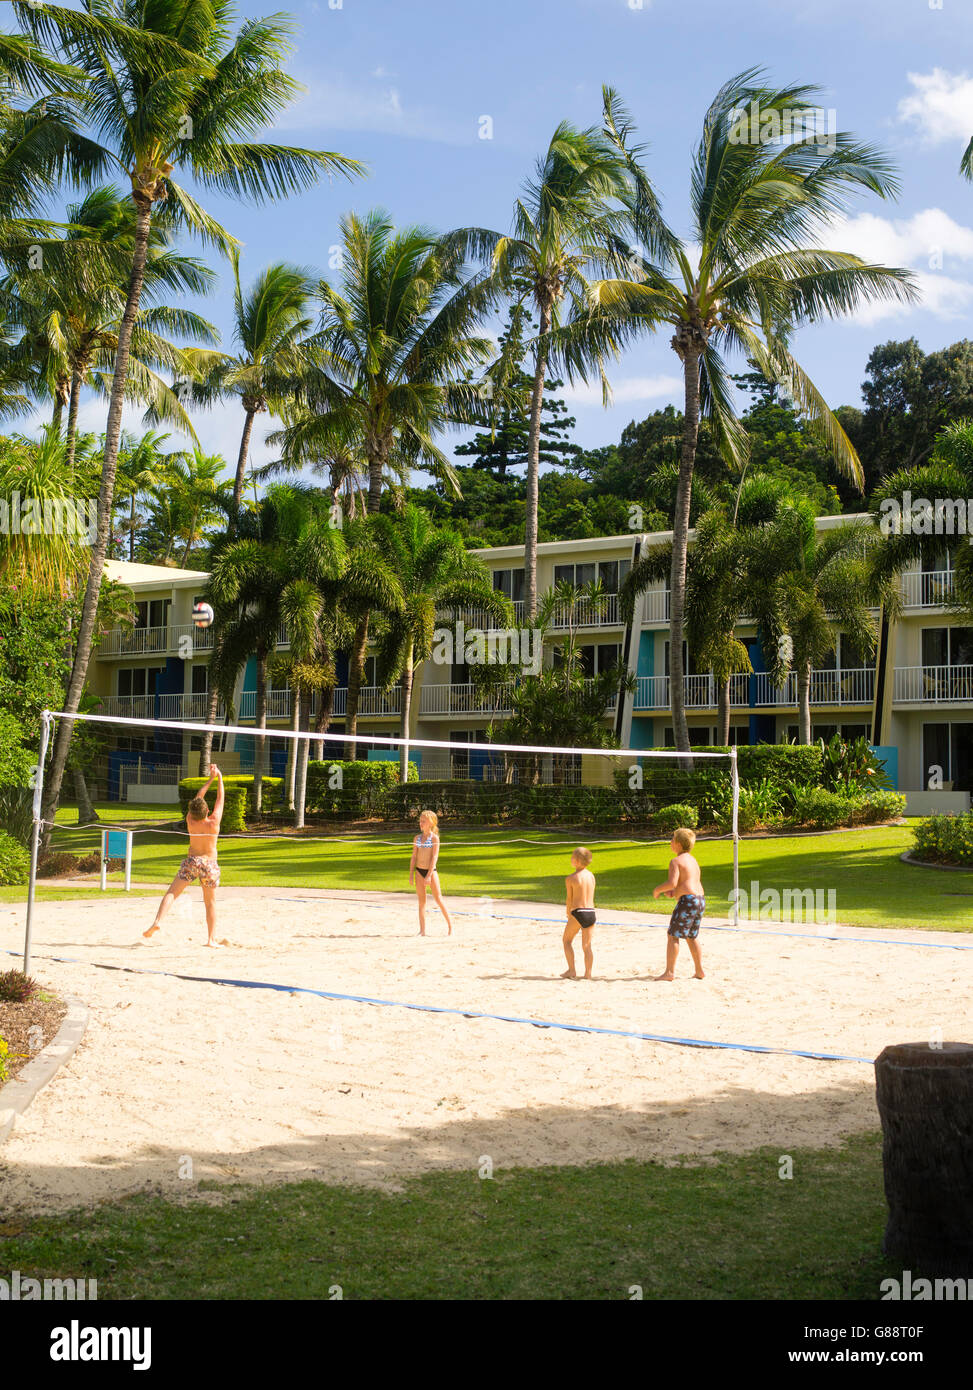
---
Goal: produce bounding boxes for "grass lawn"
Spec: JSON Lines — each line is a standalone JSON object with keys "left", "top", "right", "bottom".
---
{"left": 31, "top": 810, "right": 973, "bottom": 931}
{"left": 0, "top": 1132, "right": 895, "bottom": 1300}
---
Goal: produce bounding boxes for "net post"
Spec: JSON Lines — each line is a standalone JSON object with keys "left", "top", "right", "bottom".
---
{"left": 730, "top": 744, "right": 740, "bottom": 927}
{"left": 401, "top": 730, "right": 410, "bottom": 786}
{"left": 24, "top": 709, "right": 52, "bottom": 976}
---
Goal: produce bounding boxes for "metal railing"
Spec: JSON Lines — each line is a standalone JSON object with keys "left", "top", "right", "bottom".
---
{"left": 158, "top": 693, "right": 225, "bottom": 721}
{"left": 97, "top": 695, "right": 156, "bottom": 719}
{"left": 418, "top": 679, "right": 616, "bottom": 716}
{"left": 547, "top": 593, "right": 620, "bottom": 629}
{"left": 633, "top": 668, "right": 873, "bottom": 711}
{"left": 97, "top": 625, "right": 169, "bottom": 658}
{"left": 894, "top": 664, "right": 973, "bottom": 703}
{"left": 899, "top": 570, "right": 954, "bottom": 609}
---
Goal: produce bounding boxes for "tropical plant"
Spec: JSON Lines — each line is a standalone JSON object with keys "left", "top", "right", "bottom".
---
{"left": 270, "top": 209, "right": 494, "bottom": 514}
{"left": 30, "top": 0, "right": 363, "bottom": 841}
{"left": 589, "top": 78, "right": 915, "bottom": 749}
{"left": 372, "top": 504, "right": 511, "bottom": 779}
{"left": 446, "top": 124, "right": 634, "bottom": 618}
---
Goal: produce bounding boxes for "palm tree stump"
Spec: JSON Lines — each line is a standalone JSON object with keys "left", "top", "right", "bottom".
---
{"left": 875, "top": 1041, "right": 973, "bottom": 1276}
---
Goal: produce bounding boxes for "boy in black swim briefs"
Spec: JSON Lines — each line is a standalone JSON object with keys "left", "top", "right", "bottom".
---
{"left": 562, "top": 846, "right": 596, "bottom": 980}
{"left": 652, "top": 826, "right": 705, "bottom": 981}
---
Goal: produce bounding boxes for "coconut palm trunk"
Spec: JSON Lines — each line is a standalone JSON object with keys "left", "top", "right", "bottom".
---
{"left": 717, "top": 675, "right": 731, "bottom": 746}
{"left": 73, "top": 766, "right": 99, "bottom": 824}
{"left": 344, "top": 617, "right": 370, "bottom": 760}
{"left": 669, "top": 343, "right": 702, "bottom": 754}
{"left": 797, "top": 660, "right": 812, "bottom": 745}
{"left": 253, "top": 650, "right": 268, "bottom": 814}
{"left": 198, "top": 685, "right": 221, "bottom": 774}
{"left": 524, "top": 304, "right": 551, "bottom": 622}
{"left": 285, "top": 687, "right": 299, "bottom": 808}
{"left": 315, "top": 685, "right": 335, "bottom": 758}
{"left": 42, "top": 203, "right": 154, "bottom": 842}
{"left": 234, "top": 407, "right": 258, "bottom": 518}
{"left": 398, "top": 647, "right": 415, "bottom": 782}
{"left": 294, "top": 689, "right": 311, "bottom": 829}
{"left": 64, "top": 367, "right": 84, "bottom": 475}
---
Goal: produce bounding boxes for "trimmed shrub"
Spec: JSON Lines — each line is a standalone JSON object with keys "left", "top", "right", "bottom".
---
{"left": 853, "top": 790, "right": 906, "bottom": 825}
{"left": 912, "top": 812, "right": 973, "bottom": 866}
{"left": 0, "top": 828, "right": 30, "bottom": 886}
{"left": 0, "top": 968, "right": 37, "bottom": 1002}
{"left": 655, "top": 804, "right": 698, "bottom": 834}
{"left": 305, "top": 759, "right": 417, "bottom": 819}
{"left": 178, "top": 780, "right": 248, "bottom": 832}
{"left": 789, "top": 786, "right": 859, "bottom": 830}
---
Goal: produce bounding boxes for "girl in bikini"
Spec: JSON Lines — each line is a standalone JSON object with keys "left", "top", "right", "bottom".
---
{"left": 409, "top": 809, "right": 453, "bottom": 937}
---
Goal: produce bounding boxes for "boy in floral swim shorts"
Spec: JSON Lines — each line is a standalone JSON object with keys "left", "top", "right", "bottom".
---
{"left": 651, "top": 826, "right": 705, "bottom": 981}
{"left": 144, "top": 764, "right": 228, "bottom": 946}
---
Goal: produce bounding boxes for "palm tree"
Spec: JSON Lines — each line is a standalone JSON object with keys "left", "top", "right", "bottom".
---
{"left": 30, "top": 0, "right": 363, "bottom": 836}
{"left": 189, "top": 253, "right": 317, "bottom": 519}
{"left": 112, "top": 430, "right": 178, "bottom": 561}
{"left": 0, "top": 424, "right": 89, "bottom": 597}
{"left": 746, "top": 501, "right": 898, "bottom": 743}
{"left": 962, "top": 139, "right": 972, "bottom": 181}
{"left": 445, "top": 125, "right": 633, "bottom": 619}
{"left": 269, "top": 209, "right": 494, "bottom": 513}
{"left": 589, "top": 78, "right": 916, "bottom": 750}
{"left": 150, "top": 448, "right": 233, "bottom": 566}
{"left": 372, "top": 504, "right": 511, "bottom": 779}
{"left": 4, "top": 188, "right": 218, "bottom": 473}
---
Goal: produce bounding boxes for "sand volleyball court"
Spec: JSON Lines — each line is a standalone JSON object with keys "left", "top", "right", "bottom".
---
{"left": 1, "top": 887, "right": 970, "bottom": 1212}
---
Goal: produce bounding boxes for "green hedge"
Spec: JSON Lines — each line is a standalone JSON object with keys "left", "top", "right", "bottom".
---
{"left": 305, "top": 759, "right": 416, "bottom": 818}
{"left": 912, "top": 812, "right": 973, "bottom": 866}
{"left": 0, "top": 828, "right": 30, "bottom": 886}
{"left": 178, "top": 780, "right": 249, "bottom": 833}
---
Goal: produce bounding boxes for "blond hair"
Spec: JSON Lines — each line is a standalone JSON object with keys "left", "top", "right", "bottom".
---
{"left": 419, "top": 809, "right": 439, "bottom": 832}
{"left": 671, "top": 827, "right": 696, "bottom": 852}
{"left": 572, "top": 846, "right": 592, "bottom": 866}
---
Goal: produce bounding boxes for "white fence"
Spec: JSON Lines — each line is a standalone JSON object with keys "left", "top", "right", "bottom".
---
{"left": 894, "top": 664, "right": 973, "bottom": 703}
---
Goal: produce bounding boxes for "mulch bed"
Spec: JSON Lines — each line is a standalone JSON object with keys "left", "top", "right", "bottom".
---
{"left": 0, "top": 993, "right": 68, "bottom": 1087}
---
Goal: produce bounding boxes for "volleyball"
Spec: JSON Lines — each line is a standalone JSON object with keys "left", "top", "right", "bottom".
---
{"left": 192, "top": 601, "right": 215, "bottom": 629}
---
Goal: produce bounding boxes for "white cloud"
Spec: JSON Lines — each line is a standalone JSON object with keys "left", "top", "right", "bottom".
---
{"left": 897, "top": 69, "right": 973, "bottom": 145}
{"left": 562, "top": 374, "right": 682, "bottom": 407}
{"left": 809, "top": 208, "right": 973, "bottom": 324}
{"left": 276, "top": 74, "right": 472, "bottom": 145}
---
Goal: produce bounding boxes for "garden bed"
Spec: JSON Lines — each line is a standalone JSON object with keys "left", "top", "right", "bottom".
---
{"left": 0, "top": 991, "right": 67, "bottom": 1087}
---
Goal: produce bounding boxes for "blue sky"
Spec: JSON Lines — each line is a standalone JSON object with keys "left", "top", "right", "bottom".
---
{"left": 55, "top": 0, "right": 973, "bottom": 480}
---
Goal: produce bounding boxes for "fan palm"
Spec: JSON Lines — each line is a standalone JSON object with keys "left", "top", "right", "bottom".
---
{"left": 587, "top": 77, "right": 916, "bottom": 750}
{"left": 27, "top": 0, "right": 363, "bottom": 833}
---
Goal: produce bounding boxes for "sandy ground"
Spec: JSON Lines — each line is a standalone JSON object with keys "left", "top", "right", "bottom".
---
{"left": 0, "top": 887, "right": 970, "bottom": 1213}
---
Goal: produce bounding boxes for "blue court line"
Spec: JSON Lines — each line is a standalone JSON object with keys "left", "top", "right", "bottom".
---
{"left": 2, "top": 947, "right": 873, "bottom": 1065}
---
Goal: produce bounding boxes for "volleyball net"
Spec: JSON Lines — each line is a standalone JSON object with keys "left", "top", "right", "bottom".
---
{"left": 20, "top": 708, "right": 741, "bottom": 968}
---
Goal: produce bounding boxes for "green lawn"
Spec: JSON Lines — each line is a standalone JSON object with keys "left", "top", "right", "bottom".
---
{"left": 0, "top": 1132, "right": 896, "bottom": 1300}
{"left": 32, "top": 812, "right": 973, "bottom": 931}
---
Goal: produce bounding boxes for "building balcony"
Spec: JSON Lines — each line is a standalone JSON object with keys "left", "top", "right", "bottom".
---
{"left": 633, "top": 668, "right": 874, "bottom": 712}
{"left": 898, "top": 570, "right": 954, "bottom": 610}
{"left": 158, "top": 693, "right": 225, "bottom": 721}
{"left": 97, "top": 621, "right": 214, "bottom": 658}
{"left": 418, "top": 679, "right": 617, "bottom": 717}
{"left": 893, "top": 665, "right": 973, "bottom": 704}
{"left": 235, "top": 686, "right": 402, "bottom": 722}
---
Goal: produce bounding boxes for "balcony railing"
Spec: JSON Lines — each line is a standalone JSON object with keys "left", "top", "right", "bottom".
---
{"left": 548, "top": 594, "right": 620, "bottom": 629}
{"left": 419, "top": 679, "right": 616, "bottom": 716}
{"left": 158, "top": 693, "right": 225, "bottom": 721}
{"left": 899, "top": 570, "right": 954, "bottom": 609}
{"left": 97, "top": 694, "right": 157, "bottom": 719}
{"left": 97, "top": 625, "right": 169, "bottom": 658}
{"left": 633, "top": 668, "right": 874, "bottom": 712}
{"left": 894, "top": 665, "right": 973, "bottom": 703}
{"left": 235, "top": 686, "right": 402, "bottom": 721}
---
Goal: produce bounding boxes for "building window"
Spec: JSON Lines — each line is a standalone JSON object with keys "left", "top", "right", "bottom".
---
{"left": 190, "top": 664, "right": 208, "bottom": 695}
{"left": 492, "top": 568, "right": 525, "bottom": 603}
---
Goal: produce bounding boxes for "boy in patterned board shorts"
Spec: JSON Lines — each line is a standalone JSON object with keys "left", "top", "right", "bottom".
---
{"left": 144, "top": 764, "right": 228, "bottom": 946}
{"left": 651, "top": 826, "right": 705, "bottom": 981}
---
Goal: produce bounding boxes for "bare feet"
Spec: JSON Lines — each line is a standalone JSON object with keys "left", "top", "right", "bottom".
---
{"left": 653, "top": 971, "right": 674, "bottom": 981}
{"left": 204, "top": 938, "right": 229, "bottom": 948}
{"left": 143, "top": 925, "right": 160, "bottom": 939}
{"left": 560, "top": 969, "right": 577, "bottom": 979}
{"left": 693, "top": 971, "right": 705, "bottom": 979}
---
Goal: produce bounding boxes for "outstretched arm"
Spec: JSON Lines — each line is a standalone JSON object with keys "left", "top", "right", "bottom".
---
{"left": 211, "top": 764, "right": 225, "bottom": 823}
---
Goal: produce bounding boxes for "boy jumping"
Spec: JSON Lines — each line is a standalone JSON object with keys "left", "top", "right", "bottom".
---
{"left": 652, "top": 826, "right": 705, "bottom": 981}
{"left": 144, "top": 763, "right": 228, "bottom": 947}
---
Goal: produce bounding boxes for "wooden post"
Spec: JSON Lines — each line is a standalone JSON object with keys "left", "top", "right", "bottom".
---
{"left": 875, "top": 1041, "right": 973, "bottom": 1276}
